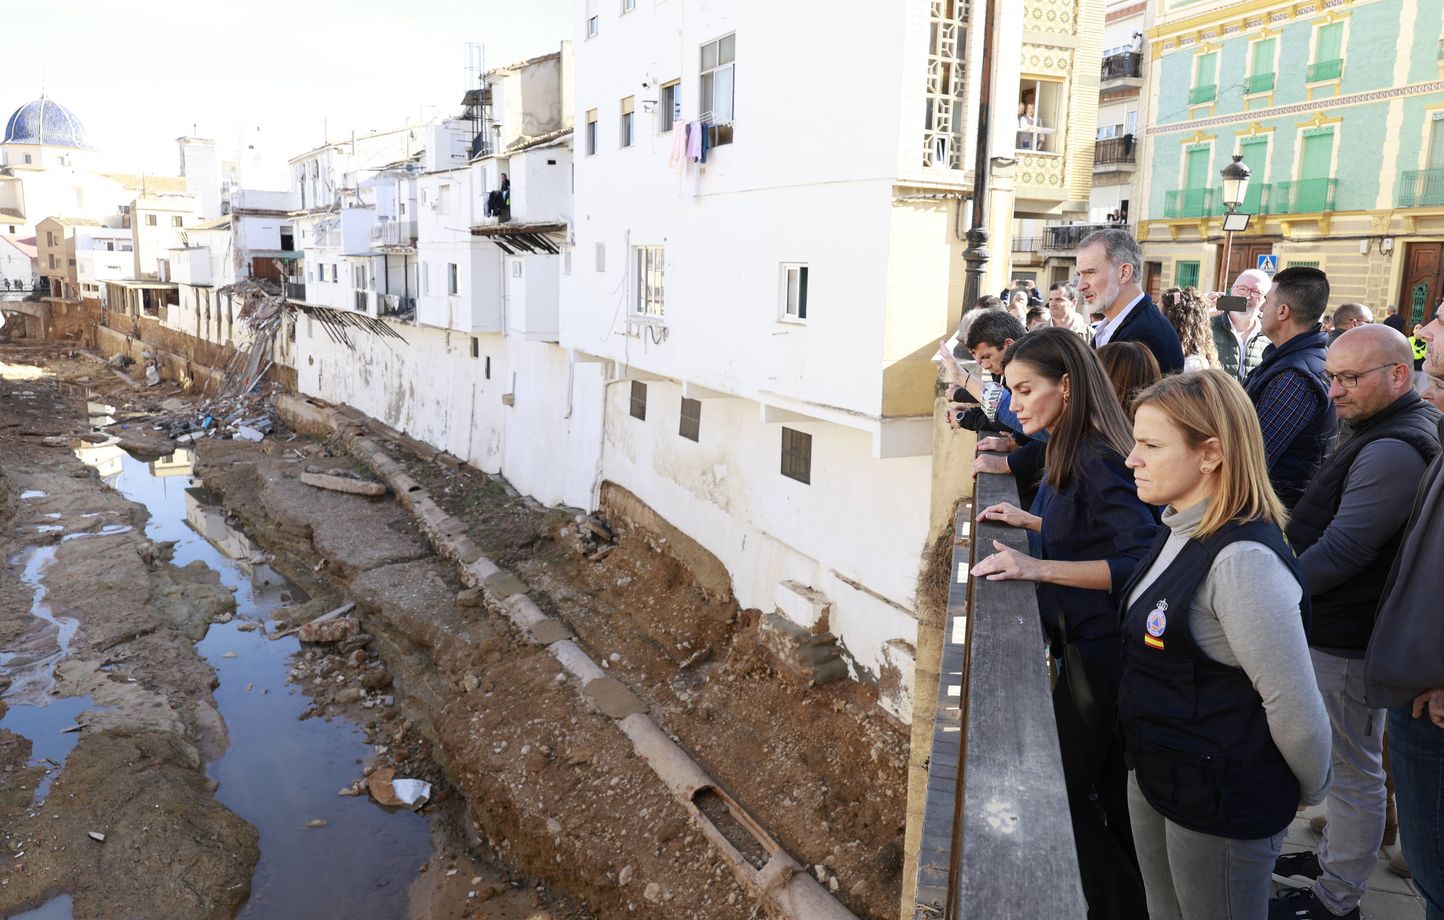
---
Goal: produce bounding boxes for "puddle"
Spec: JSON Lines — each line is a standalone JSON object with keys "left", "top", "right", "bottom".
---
{"left": 98, "top": 448, "right": 433, "bottom": 918}
{"left": 1, "top": 697, "right": 92, "bottom": 803}
{"left": 8, "top": 894, "right": 74, "bottom": 919}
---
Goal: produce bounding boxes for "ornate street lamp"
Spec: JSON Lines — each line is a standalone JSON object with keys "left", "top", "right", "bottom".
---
{"left": 1219, "top": 154, "right": 1252, "bottom": 283}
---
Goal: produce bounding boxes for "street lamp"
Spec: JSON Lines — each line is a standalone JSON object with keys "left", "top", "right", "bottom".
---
{"left": 1219, "top": 154, "right": 1252, "bottom": 284}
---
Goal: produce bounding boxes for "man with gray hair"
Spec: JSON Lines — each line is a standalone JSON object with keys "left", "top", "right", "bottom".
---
{"left": 1212, "top": 268, "right": 1272, "bottom": 382}
{"left": 1076, "top": 228, "right": 1185, "bottom": 372}
{"left": 1328, "top": 303, "right": 1374, "bottom": 344}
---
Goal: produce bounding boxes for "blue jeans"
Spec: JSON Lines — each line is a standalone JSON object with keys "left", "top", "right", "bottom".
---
{"left": 1390, "top": 705, "right": 1444, "bottom": 920}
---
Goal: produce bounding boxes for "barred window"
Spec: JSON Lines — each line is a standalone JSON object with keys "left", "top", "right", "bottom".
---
{"left": 630, "top": 381, "right": 647, "bottom": 420}
{"left": 679, "top": 397, "right": 701, "bottom": 441}
{"left": 781, "top": 427, "right": 812, "bottom": 484}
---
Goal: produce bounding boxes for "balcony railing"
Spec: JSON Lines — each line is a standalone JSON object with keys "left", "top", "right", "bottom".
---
{"left": 1397, "top": 168, "right": 1444, "bottom": 208}
{"left": 1273, "top": 178, "right": 1338, "bottom": 214}
{"left": 1245, "top": 72, "right": 1276, "bottom": 94}
{"left": 1045, "top": 223, "right": 1114, "bottom": 251}
{"left": 378, "top": 293, "right": 416, "bottom": 320}
{"left": 1164, "top": 188, "right": 1217, "bottom": 219}
{"left": 370, "top": 219, "right": 418, "bottom": 249}
{"left": 1012, "top": 237, "right": 1041, "bottom": 253}
{"left": 1094, "top": 135, "right": 1135, "bottom": 166}
{"left": 1438, "top": 38, "right": 1444, "bottom": 61}
{"left": 354, "top": 290, "right": 370, "bottom": 312}
{"left": 1101, "top": 51, "right": 1142, "bottom": 81}
{"left": 1307, "top": 59, "right": 1344, "bottom": 82}
{"left": 1188, "top": 84, "right": 1217, "bottom": 104}
{"left": 286, "top": 282, "right": 306, "bottom": 301}
{"left": 1217, "top": 182, "right": 1272, "bottom": 216}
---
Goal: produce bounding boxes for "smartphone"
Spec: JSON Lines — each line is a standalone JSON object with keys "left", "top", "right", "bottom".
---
{"left": 1216, "top": 295, "right": 1249, "bottom": 312}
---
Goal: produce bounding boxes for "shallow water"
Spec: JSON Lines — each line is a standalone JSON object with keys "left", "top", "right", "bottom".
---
{"left": 103, "top": 449, "right": 433, "bottom": 918}
{"left": 8, "top": 894, "right": 74, "bottom": 919}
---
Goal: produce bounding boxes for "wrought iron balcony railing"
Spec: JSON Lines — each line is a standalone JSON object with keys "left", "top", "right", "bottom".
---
{"left": 1164, "top": 188, "right": 1217, "bottom": 219}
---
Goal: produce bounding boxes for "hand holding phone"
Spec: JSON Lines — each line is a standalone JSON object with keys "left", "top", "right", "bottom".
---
{"left": 1216, "top": 295, "right": 1249, "bottom": 312}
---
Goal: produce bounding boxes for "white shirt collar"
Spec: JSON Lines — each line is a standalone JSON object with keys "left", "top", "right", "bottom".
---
{"left": 1094, "top": 291, "right": 1146, "bottom": 347}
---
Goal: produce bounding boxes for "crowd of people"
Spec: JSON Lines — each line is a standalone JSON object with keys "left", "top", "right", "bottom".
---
{"left": 938, "top": 227, "right": 1444, "bottom": 920}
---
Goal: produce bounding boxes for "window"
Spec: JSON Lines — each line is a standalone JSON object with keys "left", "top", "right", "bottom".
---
{"left": 511, "top": 261, "right": 523, "bottom": 278}
{"left": 699, "top": 34, "right": 735, "bottom": 146}
{"left": 1017, "top": 79, "right": 1064, "bottom": 153}
{"left": 23, "top": 153, "right": 32, "bottom": 164}
{"left": 595, "top": 242, "right": 606, "bottom": 272}
{"left": 923, "top": 0, "right": 966, "bottom": 168}
{"left": 1247, "top": 38, "right": 1277, "bottom": 94}
{"left": 635, "top": 246, "right": 664, "bottom": 316}
{"left": 439, "top": 184, "right": 452, "bottom": 214}
{"left": 353, "top": 264, "right": 366, "bottom": 288}
{"left": 781, "top": 428, "right": 812, "bottom": 484}
{"left": 470, "top": 337, "right": 479, "bottom": 358}
{"left": 586, "top": 0, "right": 598, "bottom": 37}
{"left": 448, "top": 262, "right": 459, "bottom": 295}
{"left": 620, "top": 97, "right": 635, "bottom": 147}
{"left": 1309, "top": 22, "right": 1344, "bottom": 83}
{"left": 659, "top": 81, "right": 681, "bottom": 131}
{"left": 422, "top": 262, "right": 430, "bottom": 294}
{"left": 1237, "top": 136, "right": 1269, "bottom": 212}
{"left": 585, "top": 109, "right": 598, "bottom": 155}
{"left": 622, "top": 0, "right": 635, "bottom": 12}
{"left": 145, "top": 214, "right": 158, "bottom": 227}
{"left": 171, "top": 216, "right": 183, "bottom": 227}
{"left": 485, "top": 356, "right": 492, "bottom": 379}
{"left": 46, "top": 231, "right": 55, "bottom": 247}
{"left": 630, "top": 381, "right": 647, "bottom": 420}
{"left": 49, "top": 254, "right": 58, "bottom": 269}
{"left": 1190, "top": 51, "right": 1218, "bottom": 105}
{"left": 1175, "top": 261, "right": 1200, "bottom": 289}
{"left": 782, "top": 264, "right": 808, "bottom": 320}
{"left": 679, "top": 397, "right": 701, "bottom": 441}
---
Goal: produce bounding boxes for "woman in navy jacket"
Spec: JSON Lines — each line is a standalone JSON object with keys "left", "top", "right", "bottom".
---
{"left": 972, "top": 328, "right": 1159, "bottom": 920}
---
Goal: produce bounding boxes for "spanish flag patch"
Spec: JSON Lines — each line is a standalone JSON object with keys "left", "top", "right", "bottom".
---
{"left": 1144, "top": 634, "right": 1165, "bottom": 650}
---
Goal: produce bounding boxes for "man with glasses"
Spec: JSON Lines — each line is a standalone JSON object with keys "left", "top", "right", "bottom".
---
{"left": 1245, "top": 265, "right": 1337, "bottom": 509}
{"left": 1210, "top": 268, "right": 1272, "bottom": 382}
{"left": 1272, "top": 325, "right": 1441, "bottom": 920}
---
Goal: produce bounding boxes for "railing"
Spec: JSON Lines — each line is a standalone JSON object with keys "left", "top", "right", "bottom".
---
{"left": 1397, "top": 168, "right": 1444, "bottom": 208}
{"left": 1164, "top": 187, "right": 1217, "bottom": 218}
{"left": 1307, "top": 59, "right": 1344, "bottom": 82}
{"left": 1214, "top": 182, "right": 1273, "bottom": 216}
{"left": 1012, "top": 237, "right": 1042, "bottom": 253}
{"left": 1273, "top": 178, "right": 1338, "bottom": 214}
{"left": 1188, "top": 83, "right": 1217, "bottom": 104}
{"left": 911, "top": 464, "right": 1086, "bottom": 919}
{"left": 1094, "top": 135, "right": 1135, "bottom": 165}
{"left": 1101, "top": 51, "right": 1142, "bottom": 81}
{"left": 286, "top": 282, "right": 306, "bottom": 301}
{"left": 354, "top": 290, "right": 370, "bottom": 312}
{"left": 378, "top": 293, "right": 416, "bottom": 319}
{"left": 370, "top": 219, "right": 418, "bottom": 249}
{"left": 1438, "top": 38, "right": 1444, "bottom": 61}
{"left": 1245, "top": 72, "right": 1276, "bottom": 94}
{"left": 1046, "top": 223, "right": 1113, "bottom": 251}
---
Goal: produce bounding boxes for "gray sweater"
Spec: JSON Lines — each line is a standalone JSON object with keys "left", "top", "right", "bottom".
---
{"left": 1126, "top": 500, "right": 1332, "bottom": 804}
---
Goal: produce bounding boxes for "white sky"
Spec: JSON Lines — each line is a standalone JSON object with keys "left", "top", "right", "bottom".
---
{"left": 6, "top": 0, "right": 572, "bottom": 175}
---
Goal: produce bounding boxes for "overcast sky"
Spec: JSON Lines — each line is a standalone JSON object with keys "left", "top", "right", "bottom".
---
{"left": 5, "top": 0, "right": 571, "bottom": 175}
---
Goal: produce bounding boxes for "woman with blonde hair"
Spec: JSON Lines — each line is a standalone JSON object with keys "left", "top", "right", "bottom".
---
{"left": 1119, "top": 369, "right": 1330, "bottom": 920}
{"left": 1161, "top": 287, "right": 1219, "bottom": 373}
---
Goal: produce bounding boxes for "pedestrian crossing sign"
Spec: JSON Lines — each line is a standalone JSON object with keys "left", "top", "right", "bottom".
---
{"left": 1257, "top": 254, "right": 1279, "bottom": 274}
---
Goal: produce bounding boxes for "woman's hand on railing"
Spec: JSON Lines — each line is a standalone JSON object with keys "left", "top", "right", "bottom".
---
{"left": 972, "top": 454, "right": 1010, "bottom": 475}
{"left": 976, "top": 502, "right": 1042, "bottom": 532}
{"left": 971, "top": 540, "right": 1044, "bottom": 582}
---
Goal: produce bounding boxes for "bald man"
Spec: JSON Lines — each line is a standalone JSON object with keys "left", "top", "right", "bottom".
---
{"left": 1327, "top": 302, "right": 1373, "bottom": 344}
{"left": 1273, "top": 325, "right": 1442, "bottom": 920}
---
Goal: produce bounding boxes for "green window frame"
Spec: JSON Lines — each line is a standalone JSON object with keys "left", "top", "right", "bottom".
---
{"left": 1176, "top": 261, "right": 1201, "bottom": 289}
{"left": 1308, "top": 22, "right": 1344, "bottom": 82}
{"left": 1246, "top": 38, "right": 1276, "bottom": 94}
{"left": 1190, "top": 51, "right": 1218, "bottom": 104}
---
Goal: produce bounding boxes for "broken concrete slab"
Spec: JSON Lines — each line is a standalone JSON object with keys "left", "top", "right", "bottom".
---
{"left": 582, "top": 677, "right": 647, "bottom": 720}
{"left": 483, "top": 571, "right": 528, "bottom": 599}
{"left": 300, "top": 469, "right": 386, "bottom": 497}
{"left": 529, "top": 619, "right": 573, "bottom": 646}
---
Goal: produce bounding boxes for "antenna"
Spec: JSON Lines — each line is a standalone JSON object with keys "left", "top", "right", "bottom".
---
{"left": 464, "top": 42, "right": 485, "bottom": 92}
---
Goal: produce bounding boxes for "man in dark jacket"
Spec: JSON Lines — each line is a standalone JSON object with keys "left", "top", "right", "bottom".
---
{"left": 1245, "top": 266, "right": 1338, "bottom": 509}
{"left": 1077, "top": 228, "right": 1185, "bottom": 373}
{"left": 1211, "top": 268, "right": 1271, "bottom": 381}
{"left": 1362, "top": 295, "right": 1444, "bottom": 920}
{"left": 1272, "top": 326, "right": 1441, "bottom": 920}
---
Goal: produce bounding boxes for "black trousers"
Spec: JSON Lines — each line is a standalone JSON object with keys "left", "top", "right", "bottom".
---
{"left": 1054, "top": 636, "right": 1150, "bottom": 920}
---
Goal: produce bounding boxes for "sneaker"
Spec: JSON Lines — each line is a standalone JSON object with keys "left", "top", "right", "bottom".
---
{"left": 1268, "top": 887, "right": 1360, "bottom": 919}
{"left": 1272, "top": 851, "right": 1323, "bottom": 889}
{"left": 1387, "top": 848, "right": 1412, "bottom": 879}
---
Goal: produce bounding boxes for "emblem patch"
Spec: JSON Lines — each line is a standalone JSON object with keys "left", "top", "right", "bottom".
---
{"left": 1143, "top": 600, "right": 1168, "bottom": 650}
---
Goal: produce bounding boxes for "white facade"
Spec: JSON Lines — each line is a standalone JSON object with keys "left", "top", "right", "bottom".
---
{"left": 73, "top": 226, "right": 133, "bottom": 298}
{"left": 131, "top": 193, "right": 201, "bottom": 280}
{"left": 0, "top": 235, "right": 34, "bottom": 292}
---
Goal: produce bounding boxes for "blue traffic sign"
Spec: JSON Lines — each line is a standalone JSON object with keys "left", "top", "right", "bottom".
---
{"left": 1257, "top": 254, "right": 1279, "bottom": 274}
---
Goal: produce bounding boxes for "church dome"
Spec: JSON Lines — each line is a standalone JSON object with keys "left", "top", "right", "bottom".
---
{"left": 3, "top": 96, "right": 91, "bottom": 149}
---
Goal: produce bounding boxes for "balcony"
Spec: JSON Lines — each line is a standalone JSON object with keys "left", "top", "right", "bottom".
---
{"left": 1397, "top": 169, "right": 1444, "bottom": 208}
{"left": 1012, "top": 237, "right": 1041, "bottom": 253}
{"left": 1093, "top": 135, "right": 1135, "bottom": 167}
{"left": 1273, "top": 178, "right": 1338, "bottom": 214}
{"left": 1217, "top": 182, "right": 1272, "bottom": 216}
{"left": 1188, "top": 84, "right": 1217, "bottom": 105}
{"left": 371, "top": 219, "right": 418, "bottom": 251}
{"left": 1045, "top": 223, "right": 1113, "bottom": 251}
{"left": 1100, "top": 52, "right": 1142, "bottom": 82}
{"left": 286, "top": 282, "right": 306, "bottom": 301}
{"left": 1307, "top": 59, "right": 1344, "bottom": 82}
{"left": 1245, "top": 72, "right": 1276, "bottom": 94}
{"left": 378, "top": 293, "right": 416, "bottom": 321}
{"left": 1164, "top": 188, "right": 1217, "bottom": 219}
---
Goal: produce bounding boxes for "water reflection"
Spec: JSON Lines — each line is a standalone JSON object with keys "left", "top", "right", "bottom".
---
{"left": 8, "top": 894, "right": 74, "bottom": 919}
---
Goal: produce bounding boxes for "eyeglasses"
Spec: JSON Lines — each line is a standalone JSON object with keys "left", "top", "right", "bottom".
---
{"left": 1230, "top": 287, "right": 1262, "bottom": 297}
{"left": 1323, "top": 363, "right": 1401, "bottom": 388}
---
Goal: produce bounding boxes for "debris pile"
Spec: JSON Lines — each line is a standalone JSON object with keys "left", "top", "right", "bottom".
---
{"left": 560, "top": 513, "right": 616, "bottom": 562}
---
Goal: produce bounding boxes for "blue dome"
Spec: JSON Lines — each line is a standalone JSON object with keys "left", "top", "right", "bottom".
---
{"left": 3, "top": 96, "right": 91, "bottom": 149}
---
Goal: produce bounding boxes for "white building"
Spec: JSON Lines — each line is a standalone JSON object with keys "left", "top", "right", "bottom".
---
{"left": 73, "top": 225, "right": 134, "bottom": 301}
{"left": 0, "top": 233, "right": 36, "bottom": 294}
{"left": 0, "top": 96, "right": 135, "bottom": 238}
{"left": 131, "top": 193, "right": 201, "bottom": 281}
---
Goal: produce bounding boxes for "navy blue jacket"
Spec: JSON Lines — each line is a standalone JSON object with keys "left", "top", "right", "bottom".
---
{"left": 1027, "top": 440, "right": 1161, "bottom": 645}
{"left": 1244, "top": 325, "right": 1337, "bottom": 510}
{"left": 1102, "top": 293, "right": 1186, "bottom": 374}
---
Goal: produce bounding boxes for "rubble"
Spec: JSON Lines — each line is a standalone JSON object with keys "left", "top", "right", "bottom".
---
{"left": 300, "top": 467, "right": 387, "bottom": 497}
{"left": 297, "top": 616, "right": 361, "bottom": 644}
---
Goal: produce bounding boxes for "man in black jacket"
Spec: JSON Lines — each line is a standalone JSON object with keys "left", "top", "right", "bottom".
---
{"left": 1076, "top": 228, "right": 1185, "bottom": 373}
{"left": 1272, "top": 326, "right": 1442, "bottom": 920}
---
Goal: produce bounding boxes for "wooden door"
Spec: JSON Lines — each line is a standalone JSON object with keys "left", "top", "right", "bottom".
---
{"left": 1398, "top": 242, "right": 1444, "bottom": 331}
{"left": 1215, "top": 240, "right": 1275, "bottom": 292}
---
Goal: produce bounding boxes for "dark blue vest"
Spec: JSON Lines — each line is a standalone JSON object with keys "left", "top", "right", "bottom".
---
{"left": 1243, "top": 326, "right": 1337, "bottom": 509}
{"left": 1117, "top": 518, "right": 1310, "bottom": 839}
